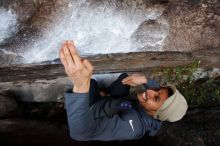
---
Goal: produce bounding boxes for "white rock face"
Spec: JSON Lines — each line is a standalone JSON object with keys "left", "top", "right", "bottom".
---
{"left": 0, "top": 8, "right": 18, "bottom": 43}
{"left": 21, "top": 0, "right": 166, "bottom": 63}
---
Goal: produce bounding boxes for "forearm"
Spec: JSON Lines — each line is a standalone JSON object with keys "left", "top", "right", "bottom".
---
{"left": 65, "top": 92, "right": 96, "bottom": 140}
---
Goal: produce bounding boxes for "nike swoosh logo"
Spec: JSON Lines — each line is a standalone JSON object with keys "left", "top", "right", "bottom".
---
{"left": 129, "top": 120, "right": 134, "bottom": 132}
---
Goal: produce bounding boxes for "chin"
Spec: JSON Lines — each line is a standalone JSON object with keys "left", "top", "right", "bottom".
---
{"left": 137, "top": 94, "right": 145, "bottom": 105}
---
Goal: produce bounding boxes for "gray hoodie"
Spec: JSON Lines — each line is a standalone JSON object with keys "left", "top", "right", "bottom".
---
{"left": 65, "top": 79, "right": 162, "bottom": 141}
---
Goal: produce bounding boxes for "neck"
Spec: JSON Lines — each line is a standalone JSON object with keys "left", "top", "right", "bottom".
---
{"left": 146, "top": 110, "right": 156, "bottom": 117}
{"left": 138, "top": 103, "right": 156, "bottom": 117}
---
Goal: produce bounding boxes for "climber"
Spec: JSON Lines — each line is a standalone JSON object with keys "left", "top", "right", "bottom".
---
{"left": 60, "top": 40, "right": 188, "bottom": 141}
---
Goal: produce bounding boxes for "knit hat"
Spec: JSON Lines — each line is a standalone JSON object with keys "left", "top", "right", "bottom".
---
{"left": 154, "top": 84, "right": 188, "bottom": 122}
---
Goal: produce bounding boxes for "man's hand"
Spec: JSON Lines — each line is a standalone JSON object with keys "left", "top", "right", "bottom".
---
{"left": 59, "top": 40, "right": 93, "bottom": 93}
{"left": 122, "top": 73, "right": 147, "bottom": 86}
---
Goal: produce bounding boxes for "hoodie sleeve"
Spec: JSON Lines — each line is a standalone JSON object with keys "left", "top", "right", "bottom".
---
{"left": 65, "top": 92, "right": 145, "bottom": 141}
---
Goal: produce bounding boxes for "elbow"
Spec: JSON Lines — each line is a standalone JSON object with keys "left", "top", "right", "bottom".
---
{"left": 70, "top": 132, "right": 90, "bottom": 141}
{"left": 67, "top": 114, "right": 94, "bottom": 141}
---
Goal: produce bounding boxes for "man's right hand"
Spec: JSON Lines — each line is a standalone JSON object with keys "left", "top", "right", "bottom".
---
{"left": 59, "top": 40, "right": 93, "bottom": 93}
{"left": 122, "top": 73, "right": 147, "bottom": 86}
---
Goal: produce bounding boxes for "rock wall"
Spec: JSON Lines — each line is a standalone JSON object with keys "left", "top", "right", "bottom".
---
{"left": 0, "top": 0, "right": 70, "bottom": 53}
{"left": 0, "top": 1, "right": 219, "bottom": 145}
{"left": 162, "top": 0, "right": 220, "bottom": 51}
{"left": 0, "top": 105, "right": 219, "bottom": 146}
{"left": 0, "top": 0, "right": 219, "bottom": 64}
{"left": 0, "top": 95, "right": 17, "bottom": 117}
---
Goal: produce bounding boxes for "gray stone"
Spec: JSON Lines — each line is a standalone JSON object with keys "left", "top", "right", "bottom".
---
{"left": 0, "top": 95, "right": 17, "bottom": 117}
{"left": 157, "top": 106, "right": 220, "bottom": 146}
{"left": 0, "top": 106, "right": 219, "bottom": 145}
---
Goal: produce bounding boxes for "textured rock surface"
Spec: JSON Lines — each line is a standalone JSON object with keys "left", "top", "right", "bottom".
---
{"left": 0, "top": 1, "right": 219, "bottom": 145}
{"left": 0, "top": 67, "right": 219, "bottom": 102}
{"left": 0, "top": 105, "right": 219, "bottom": 146}
{"left": 0, "top": 49, "right": 219, "bottom": 102}
{"left": 0, "top": 0, "right": 70, "bottom": 54}
{"left": 0, "top": 49, "right": 219, "bottom": 82}
{"left": 0, "top": 78, "right": 70, "bottom": 102}
{"left": 162, "top": 0, "right": 220, "bottom": 52}
{"left": 0, "top": 95, "right": 17, "bottom": 117}
{"left": 157, "top": 106, "right": 220, "bottom": 146}
{"left": 0, "top": 0, "right": 219, "bottom": 63}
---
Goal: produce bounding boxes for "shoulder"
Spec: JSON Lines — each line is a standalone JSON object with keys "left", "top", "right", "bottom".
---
{"left": 141, "top": 112, "right": 162, "bottom": 136}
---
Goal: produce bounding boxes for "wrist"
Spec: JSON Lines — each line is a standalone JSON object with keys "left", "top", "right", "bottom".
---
{"left": 73, "top": 80, "right": 90, "bottom": 93}
{"left": 73, "top": 87, "right": 89, "bottom": 93}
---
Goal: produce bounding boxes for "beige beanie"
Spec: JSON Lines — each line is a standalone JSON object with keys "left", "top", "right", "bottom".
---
{"left": 154, "top": 85, "right": 188, "bottom": 122}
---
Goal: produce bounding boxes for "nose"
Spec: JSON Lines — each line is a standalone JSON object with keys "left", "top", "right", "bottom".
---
{"left": 146, "top": 89, "right": 156, "bottom": 99}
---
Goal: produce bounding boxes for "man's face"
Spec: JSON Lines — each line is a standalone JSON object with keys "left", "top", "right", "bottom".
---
{"left": 137, "top": 88, "right": 169, "bottom": 113}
